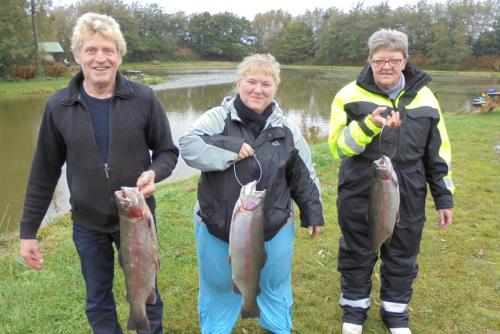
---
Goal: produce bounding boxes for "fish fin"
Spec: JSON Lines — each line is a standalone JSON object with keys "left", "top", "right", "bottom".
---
{"left": 146, "top": 288, "right": 157, "bottom": 304}
{"left": 392, "top": 178, "right": 398, "bottom": 186}
{"left": 145, "top": 214, "right": 153, "bottom": 228}
{"left": 127, "top": 316, "right": 150, "bottom": 331}
{"left": 384, "top": 235, "right": 393, "bottom": 245}
{"left": 155, "top": 257, "right": 160, "bottom": 272}
{"left": 233, "top": 281, "right": 241, "bottom": 294}
{"left": 241, "top": 304, "right": 260, "bottom": 319}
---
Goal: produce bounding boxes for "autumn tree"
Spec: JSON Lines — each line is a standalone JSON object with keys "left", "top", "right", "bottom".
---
{"left": 252, "top": 10, "right": 291, "bottom": 54}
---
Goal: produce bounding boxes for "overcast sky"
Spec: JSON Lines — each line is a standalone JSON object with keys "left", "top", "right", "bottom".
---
{"left": 52, "top": 0, "right": 443, "bottom": 19}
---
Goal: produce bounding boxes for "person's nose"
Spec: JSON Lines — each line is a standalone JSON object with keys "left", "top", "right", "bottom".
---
{"left": 381, "top": 60, "right": 392, "bottom": 69}
{"left": 254, "top": 83, "right": 264, "bottom": 94}
{"left": 94, "top": 50, "right": 107, "bottom": 62}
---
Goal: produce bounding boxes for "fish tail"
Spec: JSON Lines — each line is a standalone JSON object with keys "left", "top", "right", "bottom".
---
{"left": 241, "top": 302, "right": 260, "bottom": 319}
{"left": 127, "top": 316, "right": 150, "bottom": 331}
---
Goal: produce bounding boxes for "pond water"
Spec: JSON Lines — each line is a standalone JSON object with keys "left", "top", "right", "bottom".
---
{"left": 0, "top": 67, "right": 497, "bottom": 233}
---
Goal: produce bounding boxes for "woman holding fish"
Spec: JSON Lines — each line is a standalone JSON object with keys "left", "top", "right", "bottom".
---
{"left": 180, "top": 53, "right": 324, "bottom": 334}
{"left": 328, "top": 29, "right": 454, "bottom": 334}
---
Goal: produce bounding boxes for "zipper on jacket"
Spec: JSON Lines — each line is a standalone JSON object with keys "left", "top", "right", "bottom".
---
{"left": 104, "top": 163, "right": 110, "bottom": 179}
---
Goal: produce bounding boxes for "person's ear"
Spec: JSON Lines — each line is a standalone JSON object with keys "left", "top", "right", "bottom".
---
{"left": 73, "top": 51, "right": 81, "bottom": 65}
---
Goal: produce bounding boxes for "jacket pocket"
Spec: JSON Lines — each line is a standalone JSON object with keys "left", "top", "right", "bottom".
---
{"left": 338, "top": 162, "right": 371, "bottom": 191}
{"left": 397, "top": 166, "right": 427, "bottom": 222}
{"left": 202, "top": 200, "right": 229, "bottom": 240}
{"left": 400, "top": 108, "right": 439, "bottom": 154}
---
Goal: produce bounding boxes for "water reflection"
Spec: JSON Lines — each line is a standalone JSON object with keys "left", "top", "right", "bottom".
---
{"left": 0, "top": 67, "right": 497, "bottom": 233}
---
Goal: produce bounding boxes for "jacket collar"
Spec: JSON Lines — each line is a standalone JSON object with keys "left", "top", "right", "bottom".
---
{"left": 356, "top": 62, "right": 431, "bottom": 98}
{"left": 222, "top": 96, "right": 285, "bottom": 128}
{"left": 62, "top": 70, "right": 134, "bottom": 105}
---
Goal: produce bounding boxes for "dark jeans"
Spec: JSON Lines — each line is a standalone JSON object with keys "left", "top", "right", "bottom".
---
{"left": 73, "top": 223, "right": 163, "bottom": 334}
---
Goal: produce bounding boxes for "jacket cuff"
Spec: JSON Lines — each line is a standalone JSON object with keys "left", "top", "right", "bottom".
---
{"left": 364, "top": 115, "right": 382, "bottom": 136}
{"left": 19, "top": 226, "right": 38, "bottom": 240}
{"left": 434, "top": 196, "right": 454, "bottom": 210}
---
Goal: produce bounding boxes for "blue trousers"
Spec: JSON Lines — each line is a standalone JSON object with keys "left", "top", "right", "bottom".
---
{"left": 194, "top": 215, "right": 295, "bottom": 334}
{"left": 72, "top": 223, "right": 163, "bottom": 334}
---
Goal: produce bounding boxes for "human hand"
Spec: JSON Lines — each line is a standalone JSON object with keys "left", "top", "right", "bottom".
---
{"left": 370, "top": 106, "right": 401, "bottom": 128}
{"left": 437, "top": 208, "right": 453, "bottom": 229}
{"left": 20, "top": 239, "right": 44, "bottom": 270}
{"left": 137, "top": 170, "right": 156, "bottom": 198}
{"left": 237, "top": 143, "right": 255, "bottom": 161}
{"left": 308, "top": 226, "right": 321, "bottom": 238}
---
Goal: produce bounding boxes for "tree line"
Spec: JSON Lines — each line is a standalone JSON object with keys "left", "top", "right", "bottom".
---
{"left": 1, "top": 0, "right": 498, "bottom": 80}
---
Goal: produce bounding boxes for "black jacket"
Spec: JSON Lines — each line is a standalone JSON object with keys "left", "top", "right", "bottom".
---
{"left": 180, "top": 97, "right": 324, "bottom": 242}
{"left": 20, "top": 71, "right": 179, "bottom": 239}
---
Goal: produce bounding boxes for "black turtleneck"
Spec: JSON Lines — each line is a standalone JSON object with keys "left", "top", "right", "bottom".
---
{"left": 234, "top": 94, "right": 274, "bottom": 138}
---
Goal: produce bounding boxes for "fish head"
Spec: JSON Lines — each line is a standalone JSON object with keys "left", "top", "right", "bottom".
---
{"left": 114, "top": 187, "right": 145, "bottom": 220}
{"left": 239, "top": 180, "right": 266, "bottom": 212}
{"left": 373, "top": 155, "right": 394, "bottom": 180}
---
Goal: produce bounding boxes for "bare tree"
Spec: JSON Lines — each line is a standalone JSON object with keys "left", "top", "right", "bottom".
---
{"left": 31, "top": 0, "right": 44, "bottom": 78}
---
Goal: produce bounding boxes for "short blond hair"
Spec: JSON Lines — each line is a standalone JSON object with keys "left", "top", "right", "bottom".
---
{"left": 237, "top": 53, "right": 281, "bottom": 86}
{"left": 71, "top": 12, "right": 127, "bottom": 56}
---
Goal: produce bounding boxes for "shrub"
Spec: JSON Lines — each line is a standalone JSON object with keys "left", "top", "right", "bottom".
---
{"left": 409, "top": 54, "right": 433, "bottom": 69}
{"left": 45, "top": 63, "right": 68, "bottom": 77}
{"left": 468, "top": 55, "right": 500, "bottom": 71}
{"left": 173, "top": 48, "right": 198, "bottom": 60}
{"left": 10, "top": 64, "right": 37, "bottom": 80}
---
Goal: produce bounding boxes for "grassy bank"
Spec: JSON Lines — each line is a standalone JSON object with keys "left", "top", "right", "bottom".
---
{"left": 0, "top": 61, "right": 237, "bottom": 98}
{"left": 0, "top": 112, "right": 499, "bottom": 333}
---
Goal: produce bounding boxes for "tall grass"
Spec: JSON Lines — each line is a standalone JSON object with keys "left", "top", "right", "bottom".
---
{"left": 0, "top": 112, "right": 498, "bottom": 333}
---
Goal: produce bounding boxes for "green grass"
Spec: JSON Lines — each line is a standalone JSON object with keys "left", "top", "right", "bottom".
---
{"left": 0, "top": 76, "right": 71, "bottom": 97}
{"left": 0, "top": 112, "right": 499, "bottom": 333}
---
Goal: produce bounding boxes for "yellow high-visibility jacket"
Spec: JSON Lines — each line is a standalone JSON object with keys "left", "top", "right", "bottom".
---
{"left": 328, "top": 63, "right": 454, "bottom": 210}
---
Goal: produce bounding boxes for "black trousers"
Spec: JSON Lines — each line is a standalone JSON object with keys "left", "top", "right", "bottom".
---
{"left": 336, "top": 156, "right": 428, "bottom": 328}
{"left": 73, "top": 223, "right": 164, "bottom": 334}
{"left": 337, "top": 218, "right": 424, "bottom": 328}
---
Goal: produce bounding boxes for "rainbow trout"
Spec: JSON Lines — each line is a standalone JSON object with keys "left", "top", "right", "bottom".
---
{"left": 115, "top": 187, "right": 159, "bottom": 331}
{"left": 229, "top": 180, "right": 267, "bottom": 318}
{"left": 367, "top": 155, "right": 400, "bottom": 255}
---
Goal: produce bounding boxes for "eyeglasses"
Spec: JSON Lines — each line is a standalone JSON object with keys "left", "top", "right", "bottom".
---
{"left": 370, "top": 58, "right": 404, "bottom": 67}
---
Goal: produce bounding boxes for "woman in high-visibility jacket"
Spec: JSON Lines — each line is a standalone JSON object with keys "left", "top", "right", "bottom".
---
{"left": 328, "top": 29, "right": 454, "bottom": 334}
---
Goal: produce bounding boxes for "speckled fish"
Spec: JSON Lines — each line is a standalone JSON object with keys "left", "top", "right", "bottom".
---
{"left": 115, "top": 187, "right": 159, "bottom": 331}
{"left": 229, "top": 180, "right": 267, "bottom": 318}
{"left": 368, "top": 155, "right": 400, "bottom": 255}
